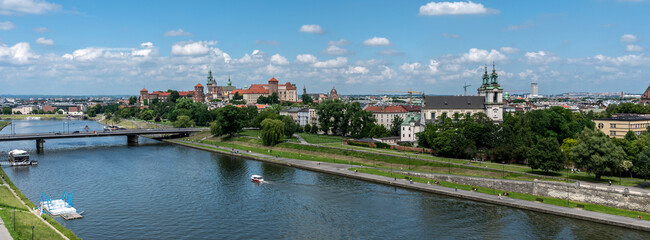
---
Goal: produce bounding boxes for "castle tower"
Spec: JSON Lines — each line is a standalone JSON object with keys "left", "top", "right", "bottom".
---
{"left": 140, "top": 88, "right": 149, "bottom": 105}
{"left": 194, "top": 83, "right": 205, "bottom": 103}
{"left": 268, "top": 77, "right": 279, "bottom": 95}
{"left": 329, "top": 86, "right": 339, "bottom": 100}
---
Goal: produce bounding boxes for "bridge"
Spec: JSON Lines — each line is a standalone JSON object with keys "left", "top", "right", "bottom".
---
{"left": 0, "top": 128, "right": 204, "bottom": 151}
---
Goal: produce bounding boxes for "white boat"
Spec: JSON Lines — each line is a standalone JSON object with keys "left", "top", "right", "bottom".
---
{"left": 251, "top": 175, "right": 264, "bottom": 183}
{"left": 8, "top": 149, "right": 36, "bottom": 166}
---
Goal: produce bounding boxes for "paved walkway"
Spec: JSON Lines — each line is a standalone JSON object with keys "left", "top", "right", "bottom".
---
{"left": 293, "top": 134, "right": 308, "bottom": 144}
{"left": 171, "top": 139, "right": 650, "bottom": 232}
{"left": 0, "top": 210, "right": 11, "bottom": 240}
{"left": 128, "top": 120, "right": 144, "bottom": 129}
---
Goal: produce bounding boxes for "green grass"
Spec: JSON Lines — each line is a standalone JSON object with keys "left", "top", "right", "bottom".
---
{"left": 326, "top": 142, "right": 650, "bottom": 187}
{"left": 43, "top": 214, "right": 82, "bottom": 240}
{"left": 354, "top": 168, "right": 650, "bottom": 221}
{"left": 197, "top": 139, "right": 368, "bottom": 166}
{"left": 239, "top": 129, "right": 261, "bottom": 138}
{"left": 297, "top": 133, "right": 346, "bottom": 144}
{"left": 0, "top": 168, "right": 81, "bottom": 240}
{"left": 0, "top": 121, "right": 10, "bottom": 131}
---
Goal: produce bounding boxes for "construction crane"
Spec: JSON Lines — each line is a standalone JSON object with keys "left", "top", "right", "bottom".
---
{"left": 463, "top": 82, "right": 472, "bottom": 96}
{"left": 377, "top": 89, "right": 422, "bottom": 104}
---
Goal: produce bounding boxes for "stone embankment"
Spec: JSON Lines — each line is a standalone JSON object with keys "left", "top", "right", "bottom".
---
{"left": 167, "top": 139, "right": 650, "bottom": 232}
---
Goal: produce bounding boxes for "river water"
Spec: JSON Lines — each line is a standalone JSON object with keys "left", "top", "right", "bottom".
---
{"left": 0, "top": 119, "right": 648, "bottom": 239}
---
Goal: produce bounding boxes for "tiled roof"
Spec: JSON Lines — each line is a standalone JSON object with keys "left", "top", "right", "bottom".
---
{"left": 178, "top": 91, "right": 194, "bottom": 96}
{"left": 423, "top": 96, "right": 485, "bottom": 109}
{"left": 231, "top": 85, "right": 269, "bottom": 95}
{"left": 365, "top": 105, "right": 408, "bottom": 113}
{"left": 195, "top": 83, "right": 203, "bottom": 88}
{"left": 284, "top": 82, "right": 296, "bottom": 90}
{"left": 140, "top": 88, "right": 148, "bottom": 92}
{"left": 150, "top": 91, "right": 171, "bottom": 97}
{"left": 268, "top": 77, "right": 279, "bottom": 82}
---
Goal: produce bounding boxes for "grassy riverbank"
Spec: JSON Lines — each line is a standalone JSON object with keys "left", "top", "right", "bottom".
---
{"left": 0, "top": 114, "right": 67, "bottom": 120}
{"left": 0, "top": 121, "right": 9, "bottom": 131}
{"left": 184, "top": 133, "right": 650, "bottom": 224}
{"left": 0, "top": 168, "right": 81, "bottom": 240}
{"left": 354, "top": 168, "right": 650, "bottom": 221}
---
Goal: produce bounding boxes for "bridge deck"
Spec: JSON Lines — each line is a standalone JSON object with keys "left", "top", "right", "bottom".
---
{"left": 0, "top": 128, "right": 204, "bottom": 141}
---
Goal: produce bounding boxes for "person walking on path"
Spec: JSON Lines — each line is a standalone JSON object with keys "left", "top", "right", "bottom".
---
{"left": 608, "top": 180, "right": 612, "bottom": 186}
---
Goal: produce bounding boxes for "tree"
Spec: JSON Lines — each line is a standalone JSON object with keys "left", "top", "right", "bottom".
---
{"left": 304, "top": 124, "right": 312, "bottom": 133}
{"left": 625, "top": 130, "right": 637, "bottom": 141}
{"left": 229, "top": 92, "right": 245, "bottom": 105}
{"left": 253, "top": 109, "right": 279, "bottom": 128}
{"left": 167, "top": 90, "right": 180, "bottom": 103}
{"left": 282, "top": 116, "right": 297, "bottom": 138}
{"left": 369, "top": 124, "right": 390, "bottom": 138}
{"left": 2, "top": 107, "right": 11, "bottom": 114}
{"left": 173, "top": 115, "right": 195, "bottom": 128}
{"left": 261, "top": 118, "right": 284, "bottom": 146}
{"left": 87, "top": 109, "right": 97, "bottom": 118}
{"left": 140, "top": 110, "right": 155, "bottom": 121}
{"left": 390, "top": 116, "right": 403, "bottom": 136}
{"left": 257, "top": 93, "right": 280, "bottom": 104}
{"left": 636, "top": 147, "right": 650, "bottom": 181}
{"left": 302, "top": 94, "right": 313, "bottom": 105}
{"left": 527, "top": 137, "right": 565, "bottom": 173}
{"left": 211, "top": 105, "right": 245, "bottom": 137}
{"left": 571, "top": 128, "right": 626, "bottom": 180}
{"left": 560, "top": 138, "right": 578, "bottom": 163}
{"left": 128, "top": 96, "right": 138, "bottom": 105}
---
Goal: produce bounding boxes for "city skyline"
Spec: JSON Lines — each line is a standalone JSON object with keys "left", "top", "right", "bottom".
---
{"left": 0, "top": 0, "right": 649, "bottom": 95}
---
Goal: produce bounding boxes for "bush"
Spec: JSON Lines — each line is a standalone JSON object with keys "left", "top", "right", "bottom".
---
{"left": 375, "top": 142, "right": 391, "bottom": 149}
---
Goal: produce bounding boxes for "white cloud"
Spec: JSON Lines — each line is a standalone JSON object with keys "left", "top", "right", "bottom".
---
{"left": 235, "top": 49, "right": 265, "bottom": 64}
{"left": 164, "top": 29, "right": 193, "bottom": 37}
{"left": 328, "top": 39, "right": 350, "bottom": 46}
{"left": 171, "top": 41, "right": 216, "bottom": 56}
{"left": 626, "top": 44, "right": 645, "bottom": 52}
{"left": 595, "top": 66, "right": 618, "bottom": 73}
{"left": 0, "top": 0, "right": 61, "bottom": 15}
{"left": 270, "top": 53, "right": 289, "bottom": 65}
{"left": 592, "top": 54, "right": 650, "bottom": 67}
{"left": 322, "top": 45, "right": 349, "bottom": 55}
{"left": 0, "top": 21, "right": 15, "bottom": 30}
{"left": 400, "top": 62, "right": 423, "bottom": 74}
{"left": 141, "top": 42, "right": 153, "bottom": 48}
{"left": 458, "top": 48, "right": 507, "bottom": 63}
{"left": 33, "top": 27, "right": 49, "bottom": 32}
{"left": 296, "top": 54, "right": 317, "bottom": 64}
{"left": 525, "top": 51, "right": 560, "bottom": 64}
{"left": 299, "top": 24, "right": 324, "bottom": 34}
{"left": 346, "top": 66, "right": 369, "bottom": 74}
{"left": 441, "top": 33, "right": 461, "bottom": 39}
{"left": 419, "top": 1, "right": 499, "bottom": 16}
{"left": 500, "top": 47, "right": 520, "bottom": 54}
{"left": 620, "top": 34, "right": 638, "bottom": 43}
{"left": 62, "top": 47, "right": 103, "bottom": 61}
{"left": 0, "top": 42, "right": 37, "bottom": 64}
{"left": 35, "top": 37, "right": 53, "bottom": 46}
{"left": 313, "top": 57, "right": 347, "bottom": 68}
{"left": 363, "top": 37, "right": 390, "bottom": 46}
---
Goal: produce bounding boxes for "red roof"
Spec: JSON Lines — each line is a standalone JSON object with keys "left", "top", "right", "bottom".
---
{"left": 268, "top": 77, "right": 279, "bottom": 83}
{"left": 365, "top": 105, "right": 408, "bottom": 113}
{"left": 284, "top": 82, "right": 296, "bottom": 90}
{"left": 231, "top": 85, "right": 269, "bottom": 95}
{"left": 195, "top": 83, "right": 203, "bottom": 88}
{"left": 178, "top": 91, "right": 194, "bottom": 96}
{"left": 140, "top": 88, "right": 148, "bottom": 92}
{"left": 150, "top": 91, "right": 171, "bottom": 97}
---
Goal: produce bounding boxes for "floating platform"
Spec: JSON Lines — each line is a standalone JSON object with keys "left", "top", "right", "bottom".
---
{"left": 40, "top": 192, "right": 84, "bottom": 220}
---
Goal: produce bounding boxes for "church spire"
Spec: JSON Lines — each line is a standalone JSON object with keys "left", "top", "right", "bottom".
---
{"left": 227, "top": 75, "right": 232, "bottom": 86}
{"left": 482, "top": 64, "right": 489, "bottom": 86}
{"left": 490, "top": 62, "right": 499, "bottom": 84}
{"left": 207, "top": 69, "right": 214, "bottom": 84}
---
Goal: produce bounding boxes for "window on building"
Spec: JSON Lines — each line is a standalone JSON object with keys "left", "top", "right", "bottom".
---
{"left": 610, "top": 123, "right": 616, "bottom": 128}
{"left": 431, "top": 112, "right": 435, "bottom": 119}
{"left": 598, "top": 123, "right": 604, "bottom": 129}
{"left": 408, "top": 134, "right": 411, "bottom": 137}
{"left": 610, "top": 131, "right": 616, "bottom": 136}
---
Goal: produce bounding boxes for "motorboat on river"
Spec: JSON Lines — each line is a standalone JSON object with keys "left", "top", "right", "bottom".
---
{"left": 251, "top": 175, "right": 264, "bottom": 183}
{"left": 8, "top": 149, "right": 37, "bottom": 166}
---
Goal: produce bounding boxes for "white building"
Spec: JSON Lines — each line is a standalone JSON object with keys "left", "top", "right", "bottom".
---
{"left": 400, "top": 113, "right": 422, "bottom": 143}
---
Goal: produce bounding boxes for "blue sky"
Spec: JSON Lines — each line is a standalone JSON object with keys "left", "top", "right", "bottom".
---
{"left": 0, "top": 0, "right": 649, "bottom": 95}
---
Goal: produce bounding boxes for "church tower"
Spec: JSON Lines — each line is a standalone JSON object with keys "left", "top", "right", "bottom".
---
{"left": 477, "top": 63, "right": 504, "bottom": 121}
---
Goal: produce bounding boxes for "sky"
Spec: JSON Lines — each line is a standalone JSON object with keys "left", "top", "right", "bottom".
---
{"left": 0, "top": 0, "right": 649, "bottom": 96}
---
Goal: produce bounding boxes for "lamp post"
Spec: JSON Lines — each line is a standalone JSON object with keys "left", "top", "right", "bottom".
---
{"left": 13, "top": 206, "right": 15, "bottom": 231}
{"left": 31, "top": 226, "right": 34, "bottom": 240}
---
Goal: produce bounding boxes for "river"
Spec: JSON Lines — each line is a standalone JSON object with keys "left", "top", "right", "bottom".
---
{"left": 0, "top": 119, "right": 648, "bottom": 239}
